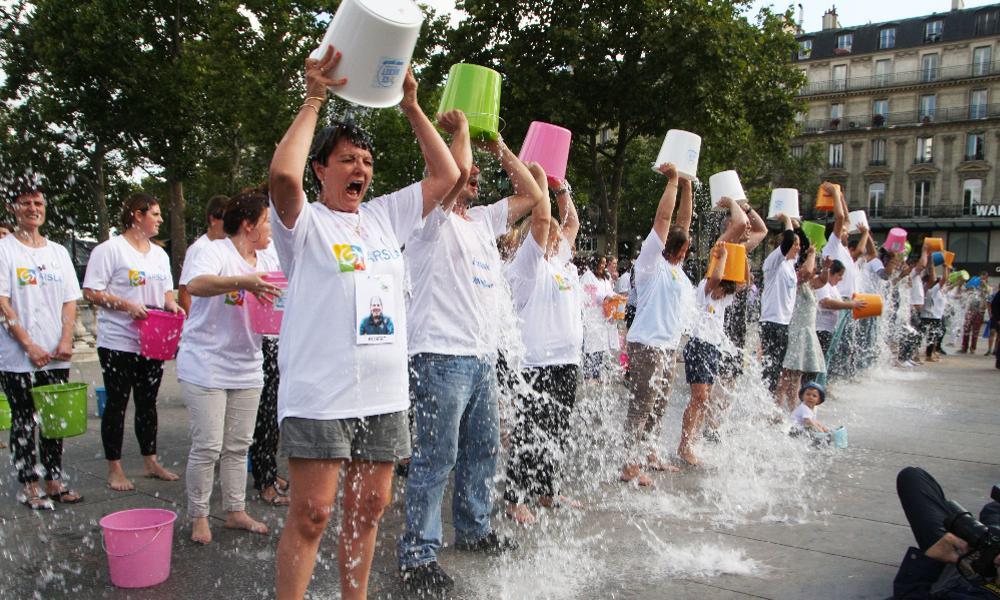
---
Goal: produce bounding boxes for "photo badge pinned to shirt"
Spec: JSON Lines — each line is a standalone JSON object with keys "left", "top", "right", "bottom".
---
{"left": 356, "top": 273, "right": 395, "bottom": 345}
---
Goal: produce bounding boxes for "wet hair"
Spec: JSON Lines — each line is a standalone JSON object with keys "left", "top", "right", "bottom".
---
{"left": 205, "top": 195, "right": 230, "bottom": 224}
{"left": 119, "top": 192, "right": 159, "bottom": 231}
{"left": 719, "top": 280, "right": 738, "bottom": 295}
{"left": 662, "top": 226, "right": 689, "bottom": 261}
{"left": 594, "top": 256, "right": 609, "bottom": 280}
{"left": 779, "top": 229, "right": 797, "bottom": 256}
{"left": 847, "top": 238, "right": 860, "bottom": 251}
{"left": 877, "top": 247, "right": 893, "bottom": 264}
{"left": 829, "top": 259, "right": 845, "bottom": 276}
{"left": 308, "top": 121, "right": 375, "bottom": 191}
{"left": 7, "top": 182, "right": 44, "bottom": 204}
{"left": 222, "top": 191, "right": 268, "bottom": 236}
{"left": 794, "top": 229, "right": 811, "bottom": 268}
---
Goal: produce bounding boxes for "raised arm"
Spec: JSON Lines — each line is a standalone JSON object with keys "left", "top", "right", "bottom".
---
{"left": 652, "top": 163, "right": 680, "bottom": 243}
{"left": 399, "top": 69, "right": 461, "bottom": 216}
{"left": 797, "top": 247, "right": 816, "bottom": 284}
{"left": 743, "top": 200, "right": 768, "bottom": 252}
{"left": 475, "top": 137, "right": 542, "bottom": 227}
{"left": 555, "top": 182, "right": 580, "bottom": 249}
{"left": 269, "top": 46, "right": 346, "bottom": 229}
{"left": 704, "top": 241, "right": 727, "bottom": 294}
{"left": 718, "top": 197, "right": 749, "bottom": 244}
{"left": 675, "top": 176, "right": 694, "bottom": 233}
{"left": 852, "top": 224, "right": 872, "bottom": 261}
{"left": 824, "top": 181, "right": 846, "bottom": 238}
{"left": 437, "top": 110, "right": 472, "bottom": 215}
{"left": 525, "top": 163, "right": 552, "bottom": 247}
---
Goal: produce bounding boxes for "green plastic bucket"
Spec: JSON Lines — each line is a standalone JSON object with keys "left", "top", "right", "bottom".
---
{"left": 801, "top": 220, "right": 827, "bottom": 252}
{"left": 437, "top": 63, "right": 502, "bottom": 141}
{"left": 0, "top": 392, "right": 10, "bottom": 431}
{"left": 32, "top": 383, "right": 88, "bottom": 439}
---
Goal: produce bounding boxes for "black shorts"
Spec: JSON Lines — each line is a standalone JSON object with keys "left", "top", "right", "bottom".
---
{"left": 717, "top": 348, "right": 743, "bottom": 379}
{"left": 683, "top": 337, "right": 722, "bottom": 385}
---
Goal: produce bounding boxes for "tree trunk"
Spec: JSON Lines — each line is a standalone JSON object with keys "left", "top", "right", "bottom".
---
{"left": 93, "top": 143, "right": 111, "bottom": 242}
{"left": 169, "top": 178, "right": 186, "bottom": 282}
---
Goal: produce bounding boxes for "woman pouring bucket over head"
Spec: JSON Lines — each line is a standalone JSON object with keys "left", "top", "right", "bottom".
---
{"left": 267, "top": 32, "right": 462, "bottom": 600}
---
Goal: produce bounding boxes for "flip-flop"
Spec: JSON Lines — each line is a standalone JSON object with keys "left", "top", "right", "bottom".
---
{"left": 20, "top": 493, "right": 54, "bottom": 511}
{"left": 259, "top": 490, "right": 290, "bottom": 507}
{"left": 48, "top": 489, "right": 84, "bottom": 504}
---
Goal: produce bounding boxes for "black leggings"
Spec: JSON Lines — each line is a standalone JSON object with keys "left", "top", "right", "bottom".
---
{"left": 921, "top": 318, "right": 944, "bottom": 358}
{"left": 250, "top": 337, "right": 280, "bottom": 490}
{"left": 98, "top": 347, "right": 164, "bottom": 461}
{"left": 760, "top": 322, "right": 789, "bottom": 393}
{"left": 505, "top": 364, "right": 579, "bottom": 505}
{"left": 0, "top": 369, "right": 69, "bottom": 484}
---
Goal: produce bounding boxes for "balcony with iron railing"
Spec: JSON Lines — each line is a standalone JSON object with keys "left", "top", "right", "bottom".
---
{"left": 799, "top": 203, "right": 993, "bottom": 221}
{"left": 798, "top": 60, "right": 1000, "bottom": 96}
{"left": 801, "top": 102, "right": 1000, "bottom": 134}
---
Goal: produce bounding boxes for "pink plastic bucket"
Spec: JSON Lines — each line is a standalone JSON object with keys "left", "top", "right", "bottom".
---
{"left": 135, "top": 310, "right": 184, "bottom": 360}
{"left": 247, "top": 272, "right": 288, "bottom": 335}
{"left": 884, "top": 227, "right": 908, "bottom": 253}
{"left": 518, "top": 121, "right": 572, "bottom": 184}
{"left": 100, "top": 508, "right": 177, "bottom": 588}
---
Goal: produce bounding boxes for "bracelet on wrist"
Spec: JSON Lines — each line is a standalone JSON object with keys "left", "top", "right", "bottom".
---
{"left": 299, "top": 102, "right": 321, "bottom": 116}
{"left": 305, "top": 95, "right": 326, "bottom": 105}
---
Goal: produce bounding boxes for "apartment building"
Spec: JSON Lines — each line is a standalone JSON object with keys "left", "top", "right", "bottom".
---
{"left": 792, "top": 1, "right": 1000, "bottom": 276}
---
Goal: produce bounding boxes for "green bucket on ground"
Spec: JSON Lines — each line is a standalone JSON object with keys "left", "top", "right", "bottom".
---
{"left": 0, "top": 392, "right": 11, "bottom": 431}
{"left": 31, "top": 383, "right": 88, "bottom": 439}
{"left": 801, "top": 220, "right": 827, "bottom": 252}
{"left": 437, "top": 63, "right": 502, "bottom": 141}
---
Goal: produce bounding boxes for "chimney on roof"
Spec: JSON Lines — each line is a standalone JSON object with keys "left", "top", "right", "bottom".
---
{"left": 952, "top": 0, "right": 965, "bottom": 10}
{"left": 822, "top": 6, "right": 840, "bottom": 30}
{"left": 798, "top": 3, "right": 805, "bottom": 31}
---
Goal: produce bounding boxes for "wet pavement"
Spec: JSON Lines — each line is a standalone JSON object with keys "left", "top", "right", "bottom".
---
{"left": 1, "top": 345, "right": 998, "bottom": 599}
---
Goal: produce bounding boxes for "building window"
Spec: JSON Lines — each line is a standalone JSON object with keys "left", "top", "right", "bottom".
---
{"left": 963, "top": 179, "right": 983, "bottom": 215}
{"left": 949, "top": 231, "right": 989, "bottom": 262}
{"left": 791, "top": 145, "right": 804, "bottom": 158}
{"left": 836, "top": 33, "right": 853, "bottom": 52}
{"left": 971, "top": 89, "right": 988, "bottom": 119}
{"left": 798, "top": 39, "right": 812, "bottom": 60}
{"left": 875, "top": 59, "right": 892, "bottom": 86}
{"left": 921, "top": 54, "right": 940, "bottom": 82}
{"left": 914, "top": 181, "right": 932, "bottom": 217}
{"left": 869, "top": 183, "right": 886, "bottom": 217}
{"left": 872, "top": 99, "right": 888, "bottom": 126}
{"left": 879, "top": 28, "right": 896, "bottom": 49}
{"left": 829, "top": 143, "right": 844, "bottom": 168}
{"left": 973, "top": 46, "right": 993, "bottom": 76}
{"left": 974, "top": 10, "right": 1000, "bottom": 36}
{"left": 916, "top": 136, "right": 933, "bottom": 163}
{"left": 832, "top": 64, "right": 848, "bottom": 91}
{"left": 966, "top": 132, "right": 985, "bottom": 161}
{"left": 830, "top": 103, "right": 844, "bottom": 121}
{"left": 925, "top": 20, "right": 943, "bottom": 43}
{"left": 919, "top": 94, "right": 936, "bottom": 121}
{"left": 871, "top": 138, "right": 887, "bottom": 165}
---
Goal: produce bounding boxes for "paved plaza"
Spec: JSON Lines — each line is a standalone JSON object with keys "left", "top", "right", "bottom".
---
{"left": 0, "top": 347, "right": 997, "bottom": 599}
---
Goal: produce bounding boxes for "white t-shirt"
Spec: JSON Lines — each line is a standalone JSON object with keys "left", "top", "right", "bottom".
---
{"left": 183, "top": 234, "right": 211, "bottom": 274}
{"left": 0, "top": 236, "right": 82, "bottom": 372}
{"left": 176, "top": 238, "right": 281, "bottom": 389}
{"left": 270, "top": 184, "right": 424, "bottom": 422}
{"left": 626, "top": 229, "right": 694, "bottom": 349}
{"left": 506, "top": 236, "right": 583, "bottom": 367}
{"left": 83, "top": 235, "right": 174, "bottom": 354}
{"left": 405, "top": 200, "right": 509, "bottom": 357}
{"left": 615, "top": 270, "right": 631, "bottom": 295}
{"left": 760, "top": 247, "right": 797, "bottom": 325}
{"left": 909, "top": 268, "right": 926, "bottom": 306}
{"left": 922, "top": 283, "right": 946, "bottom": 319}
{"left": 689, "top": 279, "right": 735, "bottom": 346}
{"left": 821, "top": 234, "right": 858, "bottom": 297}
{"left": 791, "top": 402, "right": 816, "bottom": 428}
{"left": 814, "top": 282, "right": 840, "bottom": 333}
{"left": 580, "top": 270, "right": 619, "bottom": 354}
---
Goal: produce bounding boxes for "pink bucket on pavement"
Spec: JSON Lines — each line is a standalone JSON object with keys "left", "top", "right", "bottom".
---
{"left": 518, "top": 121, "right": 572, "bottom": 185}
{"left": 100, "top": 508, "right": 177, "bottom": 588}
{"left": 884, "top": 227, "right": 908, "bottom": 253}
{"left": 136, "top": 310, "right": 184, "bottom": 360}
{"left": 247, "top": 272, "right": 288, "bottom": 335}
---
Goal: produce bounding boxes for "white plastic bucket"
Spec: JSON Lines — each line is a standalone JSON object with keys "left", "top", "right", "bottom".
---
{"left": 708, "top": 170, "right": 746, "bottom": 209}
{"left": 651, "top": 129, "right": 701, "bottom": 180}
{"left": 767, "top": 188, "right": 800, "bottom": 220}
{"left": 310, "top": 0, "right": 424, "bottom": 108}
{"left": 848, "top": 210, "right": 869, "bottom": 234}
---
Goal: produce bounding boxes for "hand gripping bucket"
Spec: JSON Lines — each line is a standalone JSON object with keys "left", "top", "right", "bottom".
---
{"left": 931, "top": 251, "right": 945, "bottom": 266}
{"left": 847, "top": 210, "right": 868, "bottom": 234}
{"left": 652, "top": 129, "right": 701, "bottom": 180}
{"left": 437, "top": 63, "right": 503, "bottom": 141}
{"left": 924, "top": 237, "right": 945, "bottom": 253}
{"left": 31, "top": 383, "right": 88, "bottom": 438}
{"left": 518, "top": 121, "right": 572, "bottom": 185}
{"left": 100, "top": 508, "right": 178, "bottom": 588}
{"left": 310, "top": 0, "right": 424, "bottom": 108}
{"left": 247, "top": 272, "right": 289, "bottom": 335}
{"left": 767, "top": 188, "right": 800, "bottom": 220}
{"left": 815, "top": 183, "right": 840, "bottom": 211}
{"left": 136, "top": 309, "right": 185, "bottom": 360}
{"left": 706, "top": 242, "right": 748, "bottom": 283}
{"left": 0, "top": 392, "right": 10, "bottom": 431}
{"left": 801, "top": 221, "right": 828, "bottom": 252}
{"left": 884, "top": 227, "right": 908, "bottom": 253}
{"left": 708, "top": 170, "right": 747, "bottom": 209}
{"left": 851, "top": 293, "right": 883, "bottom": 320}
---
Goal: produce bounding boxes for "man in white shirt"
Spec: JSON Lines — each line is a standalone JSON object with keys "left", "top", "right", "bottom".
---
{"left": 759, "top": 215, "right": 798, "bottom": 394}
{"left": 178, "top": 195, "right": 229, "bottom": 315}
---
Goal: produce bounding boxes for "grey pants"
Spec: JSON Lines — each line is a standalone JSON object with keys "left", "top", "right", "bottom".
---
{"left": 624, "top": 342, "right": 676, "bottom": 461}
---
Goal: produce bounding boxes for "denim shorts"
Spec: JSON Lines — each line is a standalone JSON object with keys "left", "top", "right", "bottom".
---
{"left": 279, "top": 411, "right": 411, "bottom": 463}
{"left": 683, "top": 337, "right": 722, "bottom": 385}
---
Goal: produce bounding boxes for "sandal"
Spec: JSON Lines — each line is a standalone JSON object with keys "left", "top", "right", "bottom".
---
{"left": 259, "top": 487, "right": 290, "bottom": 507}
{"left": 48, "top": 489, "right": 84, "bottom": 504}
{"left": 19, "top": 491, "right": 54, "bottom": 511}
{"left": 275, "top": 476, "right": 290, "bottom": 496}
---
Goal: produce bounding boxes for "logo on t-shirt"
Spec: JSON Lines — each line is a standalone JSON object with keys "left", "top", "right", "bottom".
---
{"left": 128, "top": 269, "right": 146, "bottom": 287}
{"left": 225, "top": 290, "right": 246, "bottom": 306}
{"left": 553, "top": 273, "right": 572, "bottom": 291}
{"left": 333, "top": 244, "right": 366, "bottom": 272}
{"left": 16, "top": 267, "right": 37, "bottom": 286}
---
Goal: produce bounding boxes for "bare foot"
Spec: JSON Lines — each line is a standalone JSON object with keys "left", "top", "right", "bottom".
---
{"left": 646, "top": 453, "right": 682, "bottom": 473}
{"left": 505, "top": 503, "right": 537, "bottom": 525}
{"left": 224, "top": 511, "right": 269, "bottom": 535}
{"left": 191, "top": 517, "right": 212, "bottom": 544}
{"left": 144, "top": 457, "right": 180, "bottom": 481}
{"left": 107, "top": 462, "right": 135, "bottom": 491}
{"left": 619, "top": 464, "right": 654, "bottom": 487}
{"left": 677, "top": 449, "right": 700, "bottom": 468}
{"left": 538, "top": 495, "right": 584, "bottom": 509}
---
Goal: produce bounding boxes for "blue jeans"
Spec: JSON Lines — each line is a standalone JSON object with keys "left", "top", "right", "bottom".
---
{"left": 398, "top": 353, "right": 500, "bottom": 569}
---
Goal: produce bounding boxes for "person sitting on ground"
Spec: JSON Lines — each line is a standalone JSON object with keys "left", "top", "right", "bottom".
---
{"left": 790, "top": 382, "right": 829, "bottom": 434}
